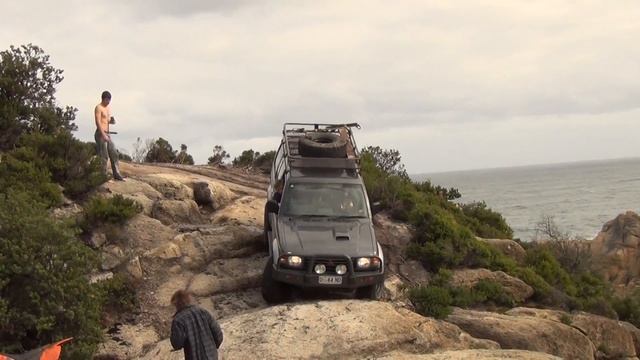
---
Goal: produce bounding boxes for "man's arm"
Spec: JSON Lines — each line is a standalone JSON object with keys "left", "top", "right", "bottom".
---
{"left": 94, "top": 106, "right": 109, "bottom": 141}
{"left": 207, "top": 313, "right": 223, "bottom": 348}
{"left": 170, "top": 319, "right": 186, "bottom": 350}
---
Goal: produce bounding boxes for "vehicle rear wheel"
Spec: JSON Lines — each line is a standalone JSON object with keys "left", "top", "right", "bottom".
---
{"left": 261, "top": 257, "right": 292, "bottom": 304}
{"left": 355, "top": 282, "right": 385, "bottom": 301}
{"left": 298, "top": 132, "right": 348, "bottom": 158}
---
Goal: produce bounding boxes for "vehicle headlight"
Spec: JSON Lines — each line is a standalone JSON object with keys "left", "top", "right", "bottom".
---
{"left": 335, "top": 264, "right": 348, "bottom": 275}
{"left": 356, "top": 257, "right": 371, "bottom": 268}
{"left": 278, "top": 255, "right": 304, "bottom": 269}
{"left": 288, "top": 255, "right": 303, "bottom": 267}
{"left": 355, "top": 257, "right": 381, "bottom": 270}
{"left": 314, "top": 264, "right": 327, "bottom": 274}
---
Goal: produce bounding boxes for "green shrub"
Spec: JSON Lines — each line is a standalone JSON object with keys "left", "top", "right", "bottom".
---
{"left": 613, "top": 289, "right": 640, "bottom": 328}
{"left": 409, "top": 285, "right": 453, "bottom": 319}
{"left": 97, "top": 274, "right": 138, "bottom": 317}
{"left": 458, "top": 201, "right": 513, "bottom": 239}
{"left": 83, "top": 195, "right": 142, "bottom": 227}
{"left": 0, "top": 153, "right": 62, "bottom": 208}
{"left": 0, "top": 191, "right": 102, "bottom": 359}
{"left": 14, "top": 132, "right": 107, "bottom": 198}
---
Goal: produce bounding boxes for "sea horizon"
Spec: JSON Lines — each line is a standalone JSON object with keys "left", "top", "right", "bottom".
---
{"left": 412, "top": 156, "right": 640, "bottom": 241}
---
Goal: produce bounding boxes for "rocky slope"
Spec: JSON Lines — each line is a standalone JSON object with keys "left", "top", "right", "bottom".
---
{"left": 591, "top": 211, "right": 640, "bottom": 293}
{"left": 75, "top": 162, "right": 640, "bottom": 360}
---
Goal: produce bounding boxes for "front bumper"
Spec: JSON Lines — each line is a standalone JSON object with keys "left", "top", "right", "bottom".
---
{"left": 272, "top": 267, "right": 384, "bottom": 289}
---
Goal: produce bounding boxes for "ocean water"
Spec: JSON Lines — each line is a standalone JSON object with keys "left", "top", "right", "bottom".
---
{"left": 414, "top": 158, "right": 640, "bottom": 241}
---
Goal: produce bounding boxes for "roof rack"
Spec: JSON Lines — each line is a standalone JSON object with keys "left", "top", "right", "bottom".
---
{"left": 282, "top": 123, "right": 361, "bottom": 171}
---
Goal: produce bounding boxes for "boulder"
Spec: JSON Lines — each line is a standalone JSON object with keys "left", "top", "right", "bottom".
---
{"left": 211, "top": 196, "right": 265, "bottom": 226}
{"left": 187, "top": 255, "right": 266, "bottom": 296}
{"left": 116, "top": 193, "right": 154, "bottom": 216}
{"left": 96, "top": 324, "right": 160, "bottom": 360}
{"left": 591, "top": 211, "right": 640, "bottom": 290}
{"left": 192, "top": 181, "right": 234, "bottom": 209}
{"left": 621, "top": 321, "right": 640, "bottom": 356}
{"left": 171, "top": 225, "right": 263, "bottom": 268}
{"left": 374, "top": 212, "right": 414, "bottom": 270}
{"left": 447, "top": 308, "right": 596, "bottom": 360}
{"left": 152, "top": 199, "right": 204, "bottom": 225}
{"left": 140, "top": 300, "right": 497, "bottom": 360}
{"left": 117, "top": 214, "right": 178, "bottom": 250}
{"left": 101, "top": 245, "right": 125, "bottom": 271}
{"left": 450, "top": 268, "right": 534, "bottom": 303}
{"left": 89, "top": 271, "right": 114, "bottom": 284}
{"left": 570, "top": 312, "right": 637, "bottom": 359}
{"left": 88, "top": 231, "right": 107, "bottom": 248}
{"left": 398, "top": 260, "right": 431, "bottom": 285}
{"left": 126, "top": 256, "right": 144, "bottom": 280}
{"left": 139, "top": 175, "right": 193, "bottom": 201}
{"left": 99, "top": 177, "right": 163, "bottom": 200}
{"left": 50, "top": 201, "right": 83, "bottom": 220}
{"left": 377, "top": 350, "right": 562, "bottom": 360}
{"left": 478, "top": 238, "right": 527, "bottom": 264}
{"left": 504, "top": 307, "right": 567, "bottom": 323}
{"left": 144, "top": 241, "right": 182, "bottom": 260}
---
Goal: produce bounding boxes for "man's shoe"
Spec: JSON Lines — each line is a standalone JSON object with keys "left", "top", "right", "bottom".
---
{"left": 114, "top": 175, "right": 126, "bottom": 181}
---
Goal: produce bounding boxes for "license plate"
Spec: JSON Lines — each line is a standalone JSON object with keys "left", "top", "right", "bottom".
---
{"left": 319, "top": 276, "right": 342, "bottom": 285}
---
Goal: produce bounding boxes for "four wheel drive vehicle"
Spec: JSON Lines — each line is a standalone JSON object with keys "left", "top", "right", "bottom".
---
{"left": 262, "top": 123, "right": 385, "bottom": 303}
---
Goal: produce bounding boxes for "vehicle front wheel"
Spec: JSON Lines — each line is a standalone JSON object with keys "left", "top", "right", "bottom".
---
{"left": 355, "top": 282, "right": 385, "bottom": 301}
{"left": 261, "top": 257, "right": 292, "bottom": 304}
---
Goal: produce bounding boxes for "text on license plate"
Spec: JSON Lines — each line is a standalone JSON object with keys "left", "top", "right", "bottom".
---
{"left": 319, "top": 276, "right": 342, "bottom": 285}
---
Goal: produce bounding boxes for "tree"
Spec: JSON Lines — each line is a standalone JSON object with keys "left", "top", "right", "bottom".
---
{"left": 131, "top": 137, "right": 154, "bottom": 163}
{"left": 535, "top": 215, "right": 593, "bottom": 274}
{"left": 253, "top": 150, "right": 276, "bottom": 172}
{"left": 232, "top": 149, "right": 259, "bottom": 167}
{"left": 207, "top": 145, "right": 230, "bottom": 166}
{"left": 175, "top": 144, "right": 194, "bottom": 165}
{"left": 144, "top": 137, "right": 176, "bottom": 163}
{"left": 0, "top": 44, "right": 77, "bottom": 150}
{"left": 118, "top": 149, "right": 132, "bottom": 162}
{"left": 0, "top": 192, "right": 103, "bottom": 358}
{"left": 361, "top": 146, "right": 409, "bottom": 179}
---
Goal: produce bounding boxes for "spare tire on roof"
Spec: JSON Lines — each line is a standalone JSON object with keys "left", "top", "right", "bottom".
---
{"left": 298, "top": 132, "right": 348, "bottom": 158}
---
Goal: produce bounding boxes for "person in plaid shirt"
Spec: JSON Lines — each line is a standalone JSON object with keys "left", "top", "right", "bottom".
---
{"left": 170, "top": 290, "right": 223, "bottom": 360}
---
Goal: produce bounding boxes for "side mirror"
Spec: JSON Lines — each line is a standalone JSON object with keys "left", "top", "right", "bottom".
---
{"left": 371, "top": 201, "right": 383, "bottom": 215}
{"left": 266, "top": 199, "right": 280, "bottom": 215}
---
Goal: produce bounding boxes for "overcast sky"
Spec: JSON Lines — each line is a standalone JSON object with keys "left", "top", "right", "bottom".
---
{"left": 1, "top": 1, "right": 639, "bottom": 173}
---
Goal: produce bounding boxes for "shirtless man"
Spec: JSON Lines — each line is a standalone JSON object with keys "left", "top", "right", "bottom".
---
{"left": 95, "top": 90, "right": 124, "bottom": 181}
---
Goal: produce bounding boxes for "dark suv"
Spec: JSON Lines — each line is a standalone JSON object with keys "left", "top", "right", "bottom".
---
{"left": 262, "top": 123, "right": 385, "bottom": 303}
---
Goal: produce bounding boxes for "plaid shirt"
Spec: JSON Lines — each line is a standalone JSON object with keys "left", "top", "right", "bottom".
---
{"left": 171, "top": 305, "right": 223, "bottom": 360}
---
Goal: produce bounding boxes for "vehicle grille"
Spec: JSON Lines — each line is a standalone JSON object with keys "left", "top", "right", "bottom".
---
{"left": 310, "top": 257, "right": 350, "bottom": 274}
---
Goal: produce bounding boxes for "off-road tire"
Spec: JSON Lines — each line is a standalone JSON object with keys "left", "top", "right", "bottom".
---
{"left": 263, "top": 201, "right": 279, "bottom": 251}
{"left": 298, "top": 132, "right": 348, "bottom": 158}
{"left": 261, "top": 257, "right": 292, "bottom": 304}
{"left": 355, "top": 282, "right": 385, "bottom": 300}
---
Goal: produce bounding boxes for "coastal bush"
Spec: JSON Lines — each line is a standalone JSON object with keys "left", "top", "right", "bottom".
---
{"left": 97, "top": 274, "right": 138, "bottom": 318}
{"left": 613, "top": 289, "right": 640, "bottom": 328}
{"left": 458, "top": 201, "right": 514, "bottom": 239}
{"left": 13, "top": 132, "right": 106, "bottom": 198}
{"left": 409, "top": 285, "right": 453, "bottom": 319}
{"left": 0, "top": 191, "right": 103, "bottom": 359}
{"left": 83, "top": 195, "right": 142, "bottom": 228}
{"left": 360, "top": 146, "right": 621, "bottom": 313}
{"left": 409, "top": 271, "right": 517, "bottom": 318}
{"left": 0, "top": 153, "right": 62, "bottom": 208}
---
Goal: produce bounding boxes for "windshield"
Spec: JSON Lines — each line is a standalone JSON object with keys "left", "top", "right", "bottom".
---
{"left": 280, "top": 182, "right": 369, "bottom": 218}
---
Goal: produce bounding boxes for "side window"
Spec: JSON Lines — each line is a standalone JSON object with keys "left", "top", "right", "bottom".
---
{"left": 272, "top": 142, "right": 284, "bottom": 183}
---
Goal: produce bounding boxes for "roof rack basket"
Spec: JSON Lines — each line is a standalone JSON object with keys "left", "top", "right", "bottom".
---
{"left": 282, "top": 123, "right": 362, "bottom": 171}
